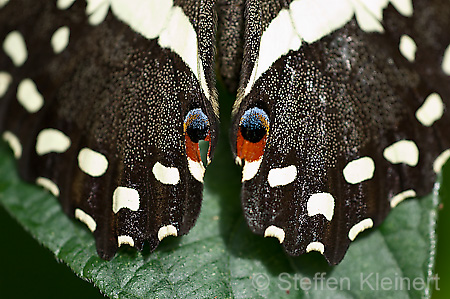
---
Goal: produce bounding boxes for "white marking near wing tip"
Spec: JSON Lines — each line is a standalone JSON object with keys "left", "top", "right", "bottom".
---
{"left": 242, "top": 158, "right": 262, "bottom": 182}
{"left": 57, "top": 0, "right": 75, "bottom": 10}
{"left": 390, "top": 0, "right": 413, "bottom": 17}
{"left": 112, "top": 186, "right": 140, "bottom": 213}
{"left": 433, "top": 149, "right": 450, "bottom": 174}
{"left": 264, "top": 225, "right": 285, "bottom": 243}
{"left": 36, "top": 128, "right": 71, "bottom": 156}
{"left": 415, "top": 93, "right": 444, "bottom": 127}
{"left": 158, "top": 225, "right": 178, "bottom": 241}
{"left": 187, "top": 158, "right": 205, "bottom": 182}
{"left": 51, "top": 26, "right": 70, "bottom": 54}
{"left": 17, "top": 79, "right": 44, "bottom": 113}
{"left": 77, "top": 148, "right": 109, "bottom": 177}
{"left": 307, "top": 192, "right": 335, "bottom": 221}
{"left": 0, "top": 71, "right": 12, "bottom": 98}
{"left": 2, "top": 131, "right": 22, "bottom": 159}
{"left": 118, "top": 235, "right": 135, "bottom": 247}
{"left": 390, "top": 189, "right": 416, "bottom": 208}
{"left": 152, "top": 162, "right": 180, "bottom": 185}
{"left": 267, "top": 165, "right": 297, "bottom": 187}
{"left": 75, "top": 208, "right": 97, "bottom": 232}
{"left": 343, "top": 156, "right": 375, "bottom": 184}
{"left": 36, "top": 177, "right": 60, "bottom": 197}
{"left": 86, "top": 0, "right": 110, "bottom": 25}
{"left": 3, "top": 30, "right": 28, "bottom": 66}
{"left": 383, "top": 140, "right": 419, "bottom": 167}
{"left": 235, "top": 156, "right": 242, "bottom": 166}
{"left": 443, "top": 45, "right": 450, "bottom": 75}
{"left": 306, "top": 241, "right": 325, "bottom": 254}
{"left": 348, "top": 218, "right": 373, "bottom": 241}
{"left": 399, "top": 34, "right": 417, "bottom": 62}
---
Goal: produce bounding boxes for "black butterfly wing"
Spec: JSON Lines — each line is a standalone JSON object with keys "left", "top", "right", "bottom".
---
{"left": 0, "top": 0, "right": 218, "bottom": 259}
{"left": 230, "top": 0, "right": 450, "bottom": 264}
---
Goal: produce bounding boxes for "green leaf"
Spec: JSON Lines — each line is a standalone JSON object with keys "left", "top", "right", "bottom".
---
{"left": 0, "top": 86, "right": 442, "bottom": 298}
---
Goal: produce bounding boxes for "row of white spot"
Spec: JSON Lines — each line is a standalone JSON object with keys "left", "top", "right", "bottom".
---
{"left": 3, "top": 28, "right": 70, "bottom": 67}
{"left": 261, "top": 144, "right": 450, "bottom": 255}
{"left": 1, "top": 126, "right": 204, "bottom": 247}
{"left": 74, "top": 207, "right": 178, "bottom": 247}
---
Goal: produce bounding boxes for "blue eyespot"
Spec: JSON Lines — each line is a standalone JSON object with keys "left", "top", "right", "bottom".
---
{"left": 184, "top": 108, "right": 210, "bottom": 143}
{"left": 239, "top": 107, "right": 269, "bottom": 143}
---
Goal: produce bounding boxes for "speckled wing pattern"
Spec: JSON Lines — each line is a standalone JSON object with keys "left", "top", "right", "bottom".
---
{"left": 230, "top": 0, "right": 450, "bottom": 264}
{"left": 0, "top": 0, "right": 218, "bottom": 260}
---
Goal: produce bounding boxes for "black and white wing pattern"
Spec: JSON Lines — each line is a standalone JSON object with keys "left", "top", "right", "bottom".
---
{"left": 230, "top": 0, "right": 450, "bottom": 264}
{"left": 0, "top": 0, "right": 218, "bottom": 260}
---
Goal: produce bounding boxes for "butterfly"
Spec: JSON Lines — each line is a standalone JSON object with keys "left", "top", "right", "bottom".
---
{"left": 0, "top": 0, "right": 449, "bottom": 265}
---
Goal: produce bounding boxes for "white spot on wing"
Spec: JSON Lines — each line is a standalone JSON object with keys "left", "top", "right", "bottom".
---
{"left": 118, "top": 235, "right": 135, "bottom": 247}
{"left": 77, "top": 148, "right": 109, "bottom": 177}
{"left": 383, "top": 140, "right": 419, "bottom": 167}
{"left": 415, "top": 93, "right": 444, "bottom": 127}
{"left": 242, "top": 158, "right": 262, "bottom": 182}
{"left": 152, "top": 162, "right": 180, "bottom": 185}
{"left": 307, "top": 192, "right": 335, "bottom": 221}
{"left": 264, "top": 225, "right": 285, "bottom": 243}
{"left": 348, "top": 218, "right": 373, "bottom": 241}
{"left": 267, "top": 165, "right": 297, "bottom": 187}
{"left": 57, "top": 0, "right": 75, "bottom": 10}
{"left": 158, "top": 225, "right": 178, "bottom": 241}
{"left": 75, "top": 208, "right": 97, "bottom": 232}
{"left": 187, "top": 158, "right": 205, "bottom": 183}
{"left": 443, "top": 45, "right": 450, "bottom": 75}
{"left": 17, "top": 79, "right": 44, "bottom": 113}
{"left": 390, "top": 0, "right": 413, "bottom": 16}
{"left": 0, "top": 71, "right": 12, "bottom": 98}
{"left": 399, "top": 34, "right": 417, "bottom": 62}
{"left": 343, "top": 156, "right": 375, "bottom": 184}
{"left": 51, "top": 26, "right": 70, "bottom": 54}
{"left": 390, "top": 189, "right": 416, "bottom": 208}
{"left": 433, "top": 149, "right": 450, "bottom": 174}
{"left": 112, "top": 187, "right": 140, "bottom": 213}
{"left": 3, "top": 131, "right": 22, "bottom": 159}
{"left": 36, "top": 177, "right": 60, "bottom": 197}
{"left": 306, "top": 241, "right": 325, "bottom": 254}
{"left": 36, "top": 128, "right": 71, "bottom": 155}
{"left": 3, "top": 31, "right": 28, "bottom": 66}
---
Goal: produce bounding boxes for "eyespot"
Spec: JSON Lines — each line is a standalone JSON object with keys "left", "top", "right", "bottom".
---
{"left": 184, "top": 108, "right": 210, "bottom": 143}
{"left": 236, "top": 107, "right": 269, "bottom": 163}
{"left": 239, "top": 107, "right": 269, "bottom": 143}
